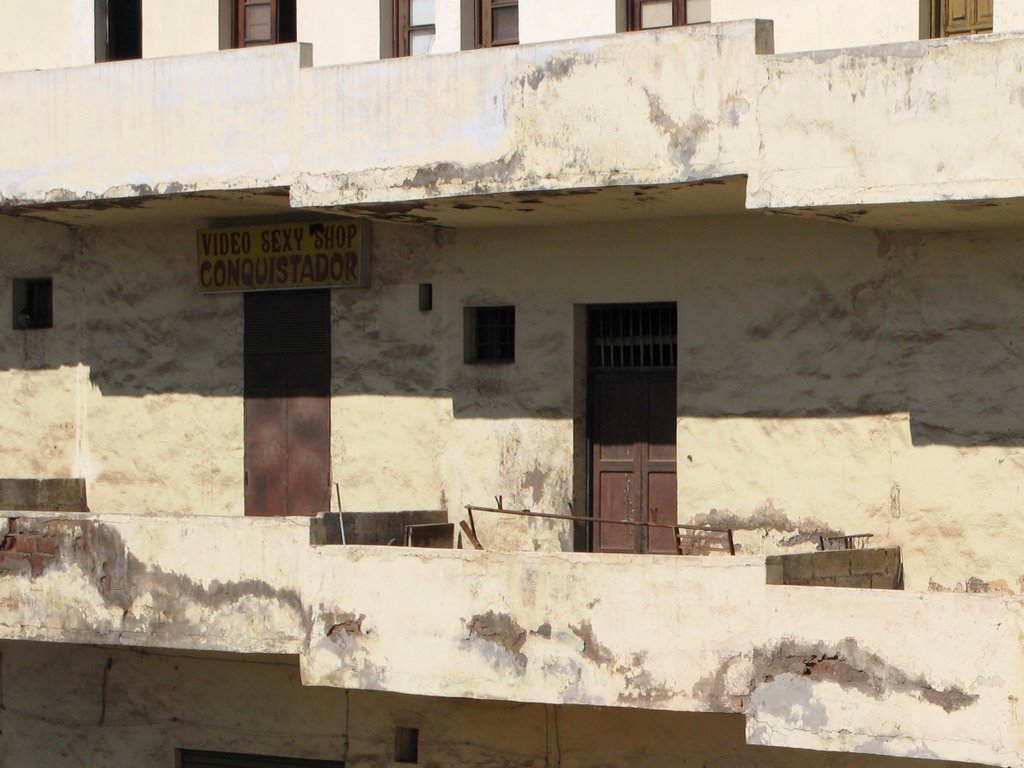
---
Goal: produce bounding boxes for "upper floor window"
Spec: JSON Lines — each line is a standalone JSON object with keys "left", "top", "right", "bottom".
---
{"left": 480, "top": 0, "right": 519, "bottom": 47}
{"left": 627, "top": 0, "right": 710, "bottom": 30}
{"left": 933, "top": 0, "right": 993, "bottom": 36}
{"left": 234, "top": 0, "right": 297, "bottom": 47}
{"left": 396, "top": 0, "right": 436, "bottom": 56}
{"left": 97, "top": 0, "right": 142, "bottom": 62}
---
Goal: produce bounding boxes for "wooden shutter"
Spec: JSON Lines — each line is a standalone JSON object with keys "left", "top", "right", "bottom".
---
{"left": 937, "top": 0, "right": 993, "bottom": 36}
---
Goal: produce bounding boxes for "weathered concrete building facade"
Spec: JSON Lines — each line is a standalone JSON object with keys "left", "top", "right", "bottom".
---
{"left": 2, "top": 1, "right": 1024, "bottom": 767}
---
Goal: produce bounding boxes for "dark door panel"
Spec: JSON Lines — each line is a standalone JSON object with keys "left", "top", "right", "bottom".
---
{"left": 244, "top": 290, "right": 330, "bottom": 517}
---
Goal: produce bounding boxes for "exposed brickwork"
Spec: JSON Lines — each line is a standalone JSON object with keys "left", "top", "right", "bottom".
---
{"left": 0, "top": 526, "right": 59, "bottom": 577}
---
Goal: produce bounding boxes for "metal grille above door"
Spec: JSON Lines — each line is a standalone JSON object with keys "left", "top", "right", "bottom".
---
{"left": 588, "top": 303, "right": 677, "bottom": 370}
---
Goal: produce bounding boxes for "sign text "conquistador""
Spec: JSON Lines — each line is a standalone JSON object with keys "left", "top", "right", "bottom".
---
{"left": 196, "top": 220, "right": 371, "bottom": 293}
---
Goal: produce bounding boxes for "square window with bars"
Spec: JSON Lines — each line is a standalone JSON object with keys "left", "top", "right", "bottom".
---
{"left": 465, "top": 306, "right": 515, "bottom": 363}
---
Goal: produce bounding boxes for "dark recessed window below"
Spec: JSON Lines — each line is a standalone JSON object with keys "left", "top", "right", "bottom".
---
{"left": 178, "top": 749, "right": 343, "bottom": 768}
{"left": 394, "top": 726, "right": 420, "bottom": 764}
{"left": 465, "top": 306, "right": 515, "bottom": 363}
{"left": 12, "top": 278, "right": 53, "bottom": 330}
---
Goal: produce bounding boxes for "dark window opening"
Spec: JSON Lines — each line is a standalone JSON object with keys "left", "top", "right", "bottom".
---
{"left": 234, "top": 0, "right": 297, "bottom": 47}
{"left": 394, "top": 727, "right": 419, "bottom": 764}
{"left": 588, "top": 303, "right": 676, "bottom": 370}
{"left": 179, "top": 749, "right": 344, "bottom": 768}
{"left": 13, "top": 278, "right": 53, "bottom": 330}
{"left": 395, "top": 0, "right": 436, "bottom": 56}
{"left": 465, "top": 306, "right": 515, "bottom": 363}
{"left": 627, "top": 0, "right": 710, "bottom": 30}
{"left": 103, "top": 0, "right": 142, "bottom": 61}
{"left": 480, "top": 0, "right": 519, "bottom": 47}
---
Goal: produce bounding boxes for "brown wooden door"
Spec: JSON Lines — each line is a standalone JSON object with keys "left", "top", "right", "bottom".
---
{"left": 244, "top": 290, "right": 330, "bottom": 517}
{"left": 588, "top": 304, "right": 677, "bottom": 554}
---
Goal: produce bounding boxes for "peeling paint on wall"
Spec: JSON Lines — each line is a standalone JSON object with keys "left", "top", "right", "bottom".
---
{"left": 466, "top": 611, "right": 528, "bottom": 671}
{"left": 695, "top": 638, "right": 979, "bottom": 715}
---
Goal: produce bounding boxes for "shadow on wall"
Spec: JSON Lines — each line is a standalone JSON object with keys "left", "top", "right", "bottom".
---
{"left": 3, "top": 214, "right": 1024, "bottom": 446}
{"left": 677, "top": 226, "right": 1024, "bottom": 448}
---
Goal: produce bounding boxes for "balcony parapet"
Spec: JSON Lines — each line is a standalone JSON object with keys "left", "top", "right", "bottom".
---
{"left": 0, "top": 23, "right": 767, "bottom": 212}
{"left": 1, "top": 511, "right": 1020, "bottom": 766}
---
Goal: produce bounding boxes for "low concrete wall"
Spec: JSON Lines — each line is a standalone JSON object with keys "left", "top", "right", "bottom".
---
{"left": 0, "top": 512, "right": 308, "bottom": 653}
{"left": 766, "top": 548, "right": 902, "bottom": 589}
{"left": 0, "top": 511, "right": 1021, "bottom": 764}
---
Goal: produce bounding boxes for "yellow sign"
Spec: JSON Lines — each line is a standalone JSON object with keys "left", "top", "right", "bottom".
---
{"left": 197, "top": 220, "right": 370, "bottom": 293}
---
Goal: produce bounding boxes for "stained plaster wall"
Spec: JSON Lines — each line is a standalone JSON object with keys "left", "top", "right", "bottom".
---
{"left": 8, "top": 20, "right": 1024, "bottom": 219}
{"left": 2, "top": 510, "right": 1022, "bottom": 764}
{"left": 0, "top": 640, "right": 992, "bottom": 768}
{"left": 302, "top": 546, "right": 1024, "bottom": 766}
{"left": 0, "top": 217, "right": 244, "bottom": 516}
{"left": 0, "top": 24, "right": 765, "bottom": 207}
{"left": 748, "top": 31, "right": 1024, "bottom": 211}
{"left": 6, "top": 214, "right": 1024, "bottom": 591}
{"left": 0, "top": 513, "right": 307, "bottom": 652}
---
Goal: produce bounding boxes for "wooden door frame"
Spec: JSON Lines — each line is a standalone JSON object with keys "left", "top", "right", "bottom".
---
{"left": 627, "top": 0, "right": 686, "bottom": 30}
{"left": 584, "top": 302, "right": 678, "bottom": 554}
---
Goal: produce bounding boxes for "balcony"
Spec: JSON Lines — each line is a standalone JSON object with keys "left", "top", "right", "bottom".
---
{"left": 3, "top": 22, "right": 1024, "bottom": 230}
{"left": 1, "top": 509, "right": 1021, "bottom": 766}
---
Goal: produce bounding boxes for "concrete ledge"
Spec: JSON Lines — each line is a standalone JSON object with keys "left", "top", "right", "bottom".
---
{"left": 0, "top": 478, "right": 88, "bottom": 512}
{"left": 766, "top": 548, "right": 902, "bottom": 589}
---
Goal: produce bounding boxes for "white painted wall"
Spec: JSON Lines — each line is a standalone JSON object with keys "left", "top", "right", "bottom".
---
{"left": 142, "top": 0, "right": 223, "bottom": 58}
{"left": 995, "top": 0, "right": 1024, "bottom": 31}
{"left": 299, "top": 0, "right": 388, "bottom": 65}
{"left": 434, "top": 0, "right": 469, "bottom": 54}
{"left": 0, "top": 0, "right": 95, "bottom": 72}
{"left": 520, "top": 0, "right": 620, "bottom": 44}
{"left": 712, "top": 0, "right": 926, "bottom": 52}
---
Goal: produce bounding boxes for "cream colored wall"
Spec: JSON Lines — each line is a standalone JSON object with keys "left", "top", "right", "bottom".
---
{"left": 520, "top": 0, "right": 620, "bottom": 44}
{"left": 0, "top": 217, "right": 243, "bottom": 517}
{"left": 0, "top": 0, "right": 95, "bottom": 72}
{"left": 0, "top": 24, "right": 764, "bottom": 207}
{"left": 299, "top": 0, "right": 389, "bottom": 65}
{"left": 12, "top": 23, "right": 1024, "bottom": 215}
{"left": 712, "top": 0, "right": 925, "bottom": 52}
{"left": 996, "top": 0, "right": 1024, "bottom": 31}
{"left": 749, "top": 33, "right": 1024, "bottom": 211}
{"left": 142, "top": 0, "right": 222, "bottom": 59}
{"left": 2, "top": 509, "right": 1022, "bottom": 764}
{"left": 303, "top": 545, "right": 1024, "bottom": 765}
{"left": 7, "top": 213, "right": 1024, "bottom": 592}
{"left": 2, "top": 640, "right": 988, "bottom": 768}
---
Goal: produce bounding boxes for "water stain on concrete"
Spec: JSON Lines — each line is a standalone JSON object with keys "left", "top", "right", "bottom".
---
{"left": 694, "top": 637, "right": 979, "bottom": 714}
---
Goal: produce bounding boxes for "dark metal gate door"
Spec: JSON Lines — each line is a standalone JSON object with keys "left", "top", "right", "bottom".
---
{"left": 244, "top": 290, "right": 331, "bottom": 517}
{"left": 588, "top": 304, "right": 677, "bottom": 554}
